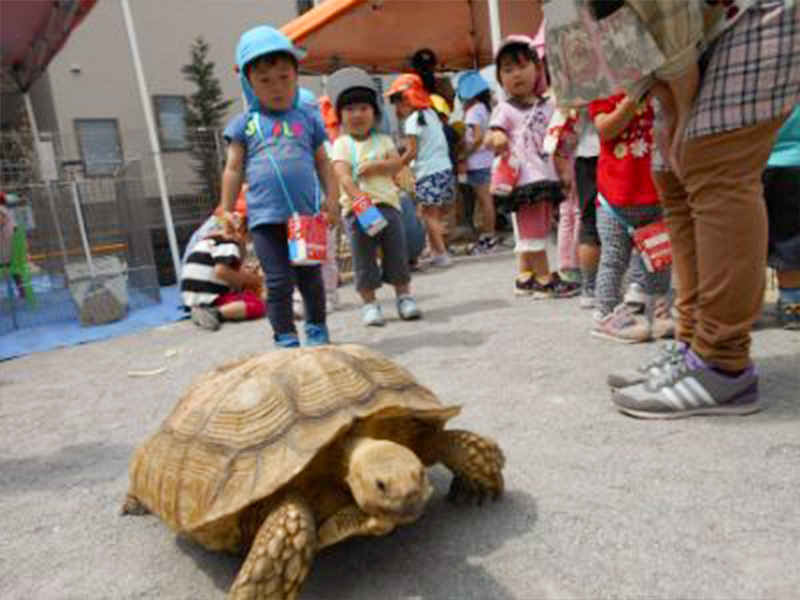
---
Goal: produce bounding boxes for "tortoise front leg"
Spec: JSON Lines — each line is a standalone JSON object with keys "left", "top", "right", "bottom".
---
{"left": 228, "top": 494, "right": 316, "bottom": 600}
{"left": 317, "top": 504, "right": 395, "bottom": 550}
{"left": 429, "top": 430, "right": 505, "bottom": 503}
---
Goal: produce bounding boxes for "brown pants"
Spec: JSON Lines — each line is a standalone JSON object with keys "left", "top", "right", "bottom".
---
{"left": 656, "top": 116, "right": 787, "bottom": 371}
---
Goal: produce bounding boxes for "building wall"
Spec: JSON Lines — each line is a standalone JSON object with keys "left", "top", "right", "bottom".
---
{"left": 45, "top": 0, "right": 313, "bottom": 197}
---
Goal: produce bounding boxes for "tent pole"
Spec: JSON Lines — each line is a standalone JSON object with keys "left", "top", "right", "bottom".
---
{"left": 120, "top": 0, "right": 182, "bottom": 283}
{"left": 488, "top": 0, "right": 502, "bottom": 54}
{"left": 22, "top": 92, "right": 41, "bottom": 145}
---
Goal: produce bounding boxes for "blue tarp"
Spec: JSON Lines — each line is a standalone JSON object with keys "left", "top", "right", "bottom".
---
{"left": 0, "top": 285, "right": 185, "bottom": 361}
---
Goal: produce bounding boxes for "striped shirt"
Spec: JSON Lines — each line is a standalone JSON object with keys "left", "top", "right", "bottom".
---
{"left": 180, "top": 236, "right": 242, "bottom": 308}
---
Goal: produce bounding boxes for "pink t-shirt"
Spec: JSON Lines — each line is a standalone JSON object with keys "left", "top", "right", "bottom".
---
{"left": 489, "top": 97, "right": 558, "bottom": 186}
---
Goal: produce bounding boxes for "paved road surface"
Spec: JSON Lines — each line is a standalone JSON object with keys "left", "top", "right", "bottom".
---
{"left": 1, "top": 250, "right": 798, "bottom": 599}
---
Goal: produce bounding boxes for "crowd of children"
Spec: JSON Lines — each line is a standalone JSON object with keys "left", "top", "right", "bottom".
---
{"left": 178, "top": 19, "right": 796, "bottom": 390}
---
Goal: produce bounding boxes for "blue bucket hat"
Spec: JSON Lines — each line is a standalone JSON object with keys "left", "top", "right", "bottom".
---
{"left": 235, "top": 26, "right": 307, "bottom": 112}
{"left": 457, "top": 71, "right": 490, "bottom": 102}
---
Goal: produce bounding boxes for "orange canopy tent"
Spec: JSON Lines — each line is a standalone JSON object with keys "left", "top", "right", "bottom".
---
{"left": 281, "top": 0, "right": 543, "bottom": 74}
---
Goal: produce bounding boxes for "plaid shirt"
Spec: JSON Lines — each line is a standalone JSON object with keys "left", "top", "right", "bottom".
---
{"left": 686, "top": 0, "right": 800, "bottom": 140}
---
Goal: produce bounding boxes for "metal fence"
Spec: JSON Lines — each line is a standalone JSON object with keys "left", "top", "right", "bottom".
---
{"left": 0, "top": 125, "right": 362, "bottom": 334}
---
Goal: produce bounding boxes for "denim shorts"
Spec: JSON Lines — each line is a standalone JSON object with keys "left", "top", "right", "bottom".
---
{"left": 466, "top": 167, "right": 492, "bottom": 187}
{"left": 416, "top": 169, "right": 455, "bottom": 207}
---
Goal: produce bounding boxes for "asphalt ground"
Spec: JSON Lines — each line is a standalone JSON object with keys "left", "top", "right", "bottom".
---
{"left": 1, "top": 248, "right": 798, "bottom": 600}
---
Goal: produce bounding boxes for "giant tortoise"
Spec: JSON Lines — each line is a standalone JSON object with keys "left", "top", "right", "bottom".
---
{"left": 122, "top": 344, "right": 504, "bottom": 599}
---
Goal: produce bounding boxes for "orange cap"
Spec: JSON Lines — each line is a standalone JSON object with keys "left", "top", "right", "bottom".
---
{"left": 385, "top": 73, "right": 432, "bottom": 110}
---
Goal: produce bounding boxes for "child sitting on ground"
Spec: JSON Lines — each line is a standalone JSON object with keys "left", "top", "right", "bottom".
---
{"left": 181, "top": 210, "right": 265, "bottom": 331}
{"left": 488, "top": 35, "right": 579, "bottom": 299}
{"left": 328, "top": 67, "right": 422, "bottom": 327}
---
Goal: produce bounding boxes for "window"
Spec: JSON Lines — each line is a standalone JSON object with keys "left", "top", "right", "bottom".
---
{"left": 297, "top": 0, "right": 314, "bottom": 15}
{"left": 154, "top": 95, "right": 189, "bottom": 151}
{"left": 74, "top": 119, "right": 123, "bottom": 176}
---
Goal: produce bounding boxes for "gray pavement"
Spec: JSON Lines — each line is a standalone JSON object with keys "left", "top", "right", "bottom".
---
{"left": 1, "top": 249, "right": 798, "bottom": 600}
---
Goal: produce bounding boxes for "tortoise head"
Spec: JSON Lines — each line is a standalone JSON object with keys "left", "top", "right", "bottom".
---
{"left": 346, "top": 438, "right": 432, "bottom": 525}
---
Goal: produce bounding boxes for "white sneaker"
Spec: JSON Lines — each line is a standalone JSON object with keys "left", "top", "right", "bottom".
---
{"left": 579, "top": 295, "right": 596, "bottom": 310}
{"left": 430, "top": 253, "right": 453, "bottom": 269}
{"left": 361, "top": 303, "right": 385, "bottom": 327}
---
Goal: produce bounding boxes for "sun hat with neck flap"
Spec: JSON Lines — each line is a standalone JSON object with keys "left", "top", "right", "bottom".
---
{"left": 235, "top": 25, "right": 307, "bottom": 112}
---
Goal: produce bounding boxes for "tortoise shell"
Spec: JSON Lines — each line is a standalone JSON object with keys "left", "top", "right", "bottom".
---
{"left": 127, "top": 344, "right": 458, "bottom": 546}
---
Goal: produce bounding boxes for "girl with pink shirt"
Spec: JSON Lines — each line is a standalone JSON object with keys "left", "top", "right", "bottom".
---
{"left": 488, "top": 36, "right": 578, "bottom": 298}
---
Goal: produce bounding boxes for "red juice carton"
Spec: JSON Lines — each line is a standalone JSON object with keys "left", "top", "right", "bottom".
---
{"left": 287, "top": 213, "right": 328, "bottom": 265}
{"left": 633, "top": 220, "right": 672, "bottom": 272}
{"left": 491, "top": 155, "right": 520, "bottom": 197}
{"left": 352, "top": 194, "right": 388, "bottom": 237}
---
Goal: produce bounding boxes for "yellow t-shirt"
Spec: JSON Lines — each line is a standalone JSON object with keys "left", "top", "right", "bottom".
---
{"left": 330, "top": 133, "right": 401, "bottom": 215}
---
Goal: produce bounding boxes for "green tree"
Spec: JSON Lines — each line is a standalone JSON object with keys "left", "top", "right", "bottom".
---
{"left": 181, "top": 36, "right": 233, "bottom": 205}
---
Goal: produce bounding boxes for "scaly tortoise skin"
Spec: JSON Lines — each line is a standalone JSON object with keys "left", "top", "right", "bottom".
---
{"left": 123, "top": 344, "right": 504, "bottom": 599}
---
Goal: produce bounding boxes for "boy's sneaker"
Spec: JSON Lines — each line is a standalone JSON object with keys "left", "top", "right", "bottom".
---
{"left": 305, "top": 322, "right": 330, "bottom": 346}
{"left": 651, "top": 295, "right": 675, "bottom": 339}
{"left": 592, "top": 303, "right": 651, "bottom": 343}
{"left": 579, "top": 295, "right": 596, "bottom": 310}
{"left": 514, "top": 272, "right": 537, "bottom": 296}
{"left": 542, "top": 272, "right": 581, "bottom": 299}
{"left": 397, "top": 295, "right": 422, "bottom": 320}
{"left": 429, "top": 253, "right": 453, "bottom": 269}
{"left": 362, "top": 303, "right": 385, "bottom": 327}
{"left": 191, "top": 306, "right": 221, "bottom": 331}
{"left": 607, "top": 341, "right": 687, "bottom": 388}
{"left": 612, "top": 349, "right": 762, "bottom": 419}
{"left": 777, "top": 289, "right": 800, "bottom": 330}
{"left": 275, "top": 332, "right": 301, "bottom": 348}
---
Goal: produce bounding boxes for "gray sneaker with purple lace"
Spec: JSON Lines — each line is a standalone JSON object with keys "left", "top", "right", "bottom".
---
{"left": 612, "top": 349, "right": 761, "bottom": 419}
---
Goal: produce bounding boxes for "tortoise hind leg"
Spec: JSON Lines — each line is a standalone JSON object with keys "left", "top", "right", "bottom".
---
{"left": 430, "top": 430, "right": 505, "bottom": 504}
{"left": 228, "top": 494, "right": 316, "bottom": 600}
{"left": 120, "top": 493, "right": 150, "bottom": 516}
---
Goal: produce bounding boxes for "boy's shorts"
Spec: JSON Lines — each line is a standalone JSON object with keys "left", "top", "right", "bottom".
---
{"left": 575, "top": 156, "right": 600, "bottom": 246}
{"left": 214, "top": 290, "right": 266, "bottom": 320}
{"left": 763, "top": 166, "right": 800, "bottom": 271}
{"left": 346, "top": 204, "right": 411, "bottom": 292}
{"left": 416, "top": 169, "right": 455, "bottom": 206}
{"left": 466, "top": 167, "right": 492, "bottom": 187}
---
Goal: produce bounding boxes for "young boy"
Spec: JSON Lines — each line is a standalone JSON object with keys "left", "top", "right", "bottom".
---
{"left": 181, "top": 211, "right": 265, "bottom": 331}
{"left": 220, "top": 26, "right": 338, "bottom": 348}
{"left": 327, "top": 67, "right": 421, "bottom": 326}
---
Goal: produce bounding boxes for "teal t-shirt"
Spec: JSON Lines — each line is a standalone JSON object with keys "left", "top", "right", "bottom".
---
{"left": 768, "top": 105, "right": 800, "bottom": 168}
{"left": 404, "top": 109, "right": 453, "bottom": 180}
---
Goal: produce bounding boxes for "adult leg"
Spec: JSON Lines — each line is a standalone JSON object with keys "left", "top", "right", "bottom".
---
{"left": 653, "top": 169, "right": 695, "bottom": 344}
{"left": 679, "top": 116, "right": 786, "bottom": 371}
{"left": 252, "top": 224, "right": 297, "bottom": 339}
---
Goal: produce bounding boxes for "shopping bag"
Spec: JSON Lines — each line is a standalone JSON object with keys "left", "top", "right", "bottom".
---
{"left": 287, "top": 212, "right": 328, "bottom": 265}
{"left": 490, "top": 155, "right": 520, "bottom": 197}
{"left": 545, "top": 0, "right": 665, "bottom": 106}
{"left": 632, "top": 220, "right": 672, "bottom": 272}
{"left": 351, "top": 194, "right": 388, "bottom": 237}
